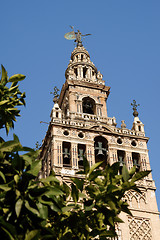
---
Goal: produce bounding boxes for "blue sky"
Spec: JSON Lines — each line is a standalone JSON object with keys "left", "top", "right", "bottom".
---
{"left": 1, "top": 1, "right": 160, "bottom": 208}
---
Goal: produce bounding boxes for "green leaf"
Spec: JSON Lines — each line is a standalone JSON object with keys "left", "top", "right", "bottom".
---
{"left": 88, "top": 169, "right": 102, "bottom": 181}
{"left": 1, "top": 65, "right": 8, "bottom": 85}
{"left": 108, "top": 201, "right": 117, "bottom": 211}
{"left": 79, "top": 192, "right": 87, "bottom": 199}
{"left": 0, "top": 184, "right": 11, "bottom": 191}
{"left": 45, "top": 187, "right": 64, "bottom": 197}
{"left": 71, "top": 183, "right": 79, "bottom": 203}
{"left": 27, "top": 160, "right": 41, "bottom": 176}
{"left": 14, "top": 175, "right": 19, "bottom": 184}
{"left": 131, "top": 170, "right": 151, "bottom": 183}
{"left": 8, "top": 85, "right": 19, "bottom": 92}
{"left": 108, "top": 216, "right": 114, "bottom": 226}
{"left": 13, "top": 134, "right": 19, "bottom": 143}
{"left": 122, "top": 165, "right": 130, "bottom": 182}
{"left": 62, "top": 205, "right": 75, "bottom": 212}
{"left": 88, "top": 161, "right": 103, "bottom": 176}
{"left": 9, "top": 74, "right": 26, "bottom": 82}
{"left": 37, "top": 202, "right": 48, "bottom": 219}
{"left": 114, "top": 216, "right": 124, "bottom": 223}
{"left": 40, "top": 176, "right": 60, "bottom": 183}
{"left": 24, "top": 230, "right": 40, "bottom": 240}
{"left": 0, "top": 140, "right": 21, "bottom": 153}
{"left": 25, "top": 201, "right": 40, "bottom": 217}
{"left": 84, "top": 202, "right": 95, "bottom": 211}
{"left": 15, "top": 198, "right": 23, "bottom": 217}
{"left": 83, "top": 157, "right": 90, "bottom": 174}
{"left": 1, "top": 226, "right": 15, "bottom": 240}
{"left": 71, "top": 178, "right": 84, "bottom": 192}
{"left": 0, "top": 100, "right": 9, "bottom": 105}
{"left": 129, "top": 166, "right": 136, "bottom": 177}
{"left": 0, "top": 171, "right": 6, "bottom": 183}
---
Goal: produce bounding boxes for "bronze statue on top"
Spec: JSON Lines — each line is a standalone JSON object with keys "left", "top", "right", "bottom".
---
{"left": 64, "top": 26, "right": 91, "bottom": 47}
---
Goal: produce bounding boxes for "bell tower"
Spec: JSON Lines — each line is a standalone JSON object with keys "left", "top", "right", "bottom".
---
{"left": 40, "top": 39, "right": 160, "bottom": 239}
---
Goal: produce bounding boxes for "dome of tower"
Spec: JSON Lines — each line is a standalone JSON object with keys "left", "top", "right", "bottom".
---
{"left": 65, "top": 46, "right": 103, "bottom": 84}
{"left": 71, "top": 46, "right": 90, "bottom": 60}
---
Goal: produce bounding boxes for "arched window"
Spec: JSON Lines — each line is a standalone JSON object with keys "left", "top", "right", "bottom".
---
{"left": 82, "top": 97, "right": 96, "bottom": 115}
{"left": 78, "top": 144, "right": 86, "bottom": 169}
{"left": 117, "top": 150, "right": 125, "bottom": 174}
{"left": 94, "top": 136, "right": 108, "bottom": 167}
{"left": 132, "top": 152, "right": 140, "bottom": 172}
{"left": 62, "top": 142, "right": 71, "bottom": 167}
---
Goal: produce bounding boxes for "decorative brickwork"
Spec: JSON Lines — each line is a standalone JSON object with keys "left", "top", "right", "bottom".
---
{"left": 124, "top": 190, "right": 146, "bottom": 209}
{"left": 128, "top": 216, "right": 152, "bottom": 240}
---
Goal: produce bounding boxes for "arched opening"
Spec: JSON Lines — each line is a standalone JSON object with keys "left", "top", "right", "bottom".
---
{"left": 62, "top": 142, "right": 71, "bottom": 167}
{"left": 94, "top": 136, "right": 108, "bottom": 167}
{"left": 82, "top": 97, "right": 96, "bottom": 115}
{"left": 83, "top": 67, "right": 87, "bottom": 78}
{"left": 78, "top": 144, "right": 86, "bottom": 168}
{"left": 117, "top": 150, "right": 125, "bottom": 174}
{"left": 74, "top": 68, "right": 78, "bottom": 77}
{"left": 132, "top": 152, "right": 140, "bottom": 172}
{"left": 81, "top": 54, "right": 83, "bottom": 61}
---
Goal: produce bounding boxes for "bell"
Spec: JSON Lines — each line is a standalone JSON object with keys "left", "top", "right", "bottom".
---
{"left": 133, "top": 159, "right": 140, "bottom": 169}
{"left": 63, "top": 148, "right": 70, "bottom": 159}
{"left": 95, "top": 142, "right": 106, "bottom": 156}
{"left": 97, "top": 149, "right": 104, "bottom": 156}
{"left": 118, "top": 156, "right": 124, "bottom": 167}
{"left": 78, "top": 149, "right": 84, "bottom": 162}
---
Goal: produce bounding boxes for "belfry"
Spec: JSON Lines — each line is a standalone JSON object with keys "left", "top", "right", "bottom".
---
{"left": 40, "top": 32, "right": 160, "bottom": 239}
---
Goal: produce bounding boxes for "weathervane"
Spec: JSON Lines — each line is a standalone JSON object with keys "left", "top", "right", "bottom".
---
{"left": 64, "top": 26, "right": 91, "bottom": 47}
{"left": 50, "top": 86, "right": 60, "bottom": 103}
{"left": 131, "top": 100, "right": 140, "bottom": 117}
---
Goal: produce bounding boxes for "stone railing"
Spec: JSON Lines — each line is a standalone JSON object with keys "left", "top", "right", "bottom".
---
{"left": 51, "top": 112, "right": 145, "bottom": 137}
{"left": 113, "top": 127, "right": 145, "bottom": 137}
{"left": 71, "top": 112, "right": 116, "bottom": 125}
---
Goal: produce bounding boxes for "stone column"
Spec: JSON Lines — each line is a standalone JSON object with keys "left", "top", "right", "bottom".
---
{"left": 55, "top": 141, "right": 62, "bottom": 167}
{"left": 126, "top": 151, "right": 132, "bottom": 170}
{"left": 86, "top": 144, "right": 94, "bottom": 167}
{"left": 71, "top": 143, "right": 78, "bottom": 169}
{"left": 108, "top": 148, "right": 117, "bottom": 165}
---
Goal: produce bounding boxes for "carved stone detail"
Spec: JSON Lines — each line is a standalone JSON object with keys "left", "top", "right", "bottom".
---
{"left": 128, "top": 216, "right": 152, "bottom": 239}
{"left": 124, "top": 190, "right": 146, "bottom": 209}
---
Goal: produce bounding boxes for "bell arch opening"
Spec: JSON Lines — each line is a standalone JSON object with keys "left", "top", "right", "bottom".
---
{"left": 132, "top": 152, "right": 140, "bottom": 172}
{"left": 82, "top": 97, "right": 96, "bottom": 115}
{"left": 94, "top": 136, "right": 108, "bottom": 167}
{"left": 78, "top": 144, "right": 86, "bottom": 169}
{"left": 62, "top": 142, "right": 71, "bottom": 167}
{"left": 117, "top": 150, "right": 126, "bottom": 174}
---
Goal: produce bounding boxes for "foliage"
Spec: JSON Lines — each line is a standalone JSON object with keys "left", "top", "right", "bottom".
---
{"left": 0, "top": 65, "right": 26, "bottom": 135}
{"left": 0, "top": 66, "right": 150, "bottom": 239}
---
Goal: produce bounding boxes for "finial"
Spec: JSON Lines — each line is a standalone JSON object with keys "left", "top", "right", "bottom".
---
{"left": 121, "top": 120, "right": 126, "bottom": 129}
{"left": 131, "top": 100, "right": 140, "bottom": 117}
{"left": 50, "top": 86, "right": 60, "bottom": 103}
{"left": 64, "top": 26, "right": 91, "bottom": 47}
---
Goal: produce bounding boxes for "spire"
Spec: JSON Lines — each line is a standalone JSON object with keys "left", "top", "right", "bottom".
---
{"left": 131, "top": 100, "right": 145, "bottom": 134}
{"left": 65, "top": 45, "right": 104, "bottom": 85}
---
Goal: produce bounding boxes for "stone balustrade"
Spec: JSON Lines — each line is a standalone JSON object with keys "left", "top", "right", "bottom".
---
{"left": 51, "top": 112, "right": 145, "bottom": 137}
